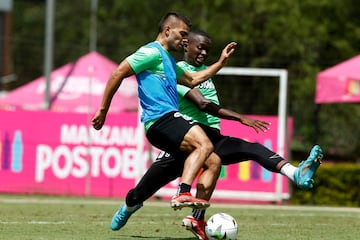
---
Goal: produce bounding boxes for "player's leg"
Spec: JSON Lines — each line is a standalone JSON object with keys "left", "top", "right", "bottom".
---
{"left": 171, "top": 124, "right": 218, "bottom": 210}
{"left": 127, "top": 152, "right": 185, "bottom": 205}
{"left": 180, "top": 125, "right": 228, "bottom": 239}
{"left": 182, "top": 139, "right": 323, "bottom": 239}
{"left": 215, "top": 137, "right": 323, "bottom": 189}
{"left": 179, "top": 125, "right": 214, "bottom": 189}
{"left": 110, "top": 152, "right": 185, "bottom": 231}
{"left": 182, "top": 152, "right": 221, "bottom": 240}
{"left": 195, "top": 153, "right": 221, "bottom": 201}
{"left": 146, "top": 112, "right": 213, "bottom": 209}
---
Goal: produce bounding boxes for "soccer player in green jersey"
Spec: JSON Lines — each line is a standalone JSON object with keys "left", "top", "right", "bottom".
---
{"left": 110, "top": 29, "right": 323, "bottom": 240}
{"left": 92, "top": 13, "right": 237, "bottom": 232}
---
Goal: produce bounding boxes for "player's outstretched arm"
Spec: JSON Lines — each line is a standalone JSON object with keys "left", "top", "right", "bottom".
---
{"left": 178, "top": 42, "right": 237, "bottom": 88}
{"left": 185, "top": 88, "right": 270, "bottom": 133}
{"left": 92, "top": 60, "right": 134, "bottom": 130}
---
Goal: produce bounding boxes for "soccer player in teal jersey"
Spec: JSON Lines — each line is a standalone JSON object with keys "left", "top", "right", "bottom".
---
{"left": 92, "top": 12, "right": 237, "bottom": 233}
{"left": 106, "top": 29, "right": 323, "bottom": 240}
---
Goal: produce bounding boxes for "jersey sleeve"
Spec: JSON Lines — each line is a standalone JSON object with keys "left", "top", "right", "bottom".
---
{"left": 175, "top": 64, "right": 185, "bottom": 78}
{"left": 126, "top": 46, "right": 161, "bottom": 74}
{"left": 177, "top": 84, "right": 191, "bottom": 97}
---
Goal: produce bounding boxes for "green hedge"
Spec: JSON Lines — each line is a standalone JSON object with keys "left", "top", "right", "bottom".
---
{"left": 290, "top": 163, "right": 360, "bottom": 207}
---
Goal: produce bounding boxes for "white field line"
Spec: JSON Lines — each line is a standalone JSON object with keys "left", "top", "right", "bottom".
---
{"left": 1, "top": 196, "right": 359, "bottom": 213}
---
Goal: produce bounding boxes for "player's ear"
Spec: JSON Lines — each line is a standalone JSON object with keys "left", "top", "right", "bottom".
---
{"left": 164, "top": 25, "right": 171, "bottom": 37}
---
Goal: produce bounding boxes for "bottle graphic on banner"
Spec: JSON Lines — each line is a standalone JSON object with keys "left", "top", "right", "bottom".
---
{"left": 2, "top": 132, "right": 11, "bottom": 170}
{"left": 11, "top": 130, "right": 23, "bottom": 172}
{"left": 219, "top": 166, "right": 226, "bottom": 179}
{"left": 262, "top": 139, "right": 273, "bottom": 182}
{"left": 239, "top": 161, "right": 250, "bottom": 181}
{"left": 250, "top": 161, "right": 260, "bottom": 180}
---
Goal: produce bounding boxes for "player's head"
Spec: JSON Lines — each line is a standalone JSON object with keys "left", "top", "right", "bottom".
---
{"left": 157, "top": 12, "right": 192, "bottom": 52}
{"left": 158, "top": 12, "right": 192, "bottom": 33}
{"left": 183, "top": 29, "right": 212, "bottom": 67}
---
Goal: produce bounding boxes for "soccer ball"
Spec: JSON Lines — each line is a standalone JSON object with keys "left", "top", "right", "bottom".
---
{"left": 205, "top": 213, "right": 238, "bottom": 240}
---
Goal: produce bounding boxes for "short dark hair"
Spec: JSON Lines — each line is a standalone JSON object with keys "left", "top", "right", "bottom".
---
{"left": 158, "top": 12, "right": 192, "bottom": 33}
{"left": 189, "top": 29, "right": 210, "bottom": 39}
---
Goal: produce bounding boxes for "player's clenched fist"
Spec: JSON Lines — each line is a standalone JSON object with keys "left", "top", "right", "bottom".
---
{"left": 91, "top": 109, "right": 106, "bottom": 130}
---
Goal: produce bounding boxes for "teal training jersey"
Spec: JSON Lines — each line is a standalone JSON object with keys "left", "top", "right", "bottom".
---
{"left": 126, "top": 41, "right": 185, "bottom": 128}
{"left": 176, "top": 61, "right": 221, "bottom": 130}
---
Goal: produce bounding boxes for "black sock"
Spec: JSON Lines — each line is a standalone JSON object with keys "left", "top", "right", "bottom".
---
{"left": 192, "top": 209, "right": 206, "bottom": 220}
{"left": 178, "top": 183, "right": 191, "bottom": 194}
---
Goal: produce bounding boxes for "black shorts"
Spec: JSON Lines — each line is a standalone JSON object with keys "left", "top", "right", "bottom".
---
{"left": 146, "top": 111, "right": 197, "bottom": 156}
{"left": 156, "top": 123, "right": 284, "bottom": 172}
{"left": 154, "top": 123, "right": 224, "bottom": 163}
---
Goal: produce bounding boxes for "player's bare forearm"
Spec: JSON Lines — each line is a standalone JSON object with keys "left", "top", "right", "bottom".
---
{"left": 178, "top": 42, "right": 237, "bottom": 88}
{"left": 91, "top": 78, "right": 118, "bottom": 130}
{"left": 101, "top": 73, "right": 122, "bottom": 110}
{"left": 190, "top": 42, "right": 237, "bottom": 86}
{"left": 92, "top": 61, "right": 135, "bottom": 130}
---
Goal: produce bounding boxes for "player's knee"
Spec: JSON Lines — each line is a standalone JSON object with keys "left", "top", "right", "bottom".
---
{"left": 201, "top": 139, "right": 214, "bottom": 156}
{"left": 205, "top": 154, "right": 221, "bottom": 172}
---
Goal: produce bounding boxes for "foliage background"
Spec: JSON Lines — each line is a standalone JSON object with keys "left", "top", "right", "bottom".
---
{"left": 7, "top": 0, "right": 360, "bottom": 161}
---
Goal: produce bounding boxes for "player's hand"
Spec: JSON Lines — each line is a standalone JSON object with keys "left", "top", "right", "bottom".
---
{"left": 91, "top": 109, "right": 107, "bottom": 130}
{"left": 224, "top": 42, "right": 237, "bottom": 55}
{"left": 219, "top": 42, "right": 237, "bottom": 65}
{"left": 240, "top": 117, "right": 270, "bottom": 133}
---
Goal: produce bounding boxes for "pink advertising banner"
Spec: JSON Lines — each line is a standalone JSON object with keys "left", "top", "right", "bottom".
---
{"left": 0, "top": 110, "right": 291, "bottom": 202}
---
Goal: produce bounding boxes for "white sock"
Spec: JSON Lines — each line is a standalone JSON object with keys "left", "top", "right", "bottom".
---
{"left": 280, "top": 163, "right": 297, "bottom": 182}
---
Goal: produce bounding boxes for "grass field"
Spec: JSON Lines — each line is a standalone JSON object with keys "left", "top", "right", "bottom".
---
{"left": 0, "top": 194, "right": 359, "bottom": 240}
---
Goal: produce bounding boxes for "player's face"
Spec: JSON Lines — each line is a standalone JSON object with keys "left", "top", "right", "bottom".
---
{"left": 167, "top": 21, "right": 189, "bottom": 52}
{"left": 185, "top": 35, "right": 211, "bottom": 67}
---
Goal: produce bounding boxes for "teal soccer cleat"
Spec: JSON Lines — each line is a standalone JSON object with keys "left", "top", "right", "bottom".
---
{"left": 110, "top": 204, "right": 143, "bottom": 231}
{"left": 294, "top": 145, "right": 323, "bottom": 190}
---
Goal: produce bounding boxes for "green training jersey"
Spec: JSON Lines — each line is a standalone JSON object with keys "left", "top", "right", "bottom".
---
{"left": 126, "top": 41, "right": 185, "bottom": 131}
{"left": 126, "top": 42, "right": 185, "bottom": 77}
{"left": 176, "top": 61, "right": 221, "bottom": 129}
